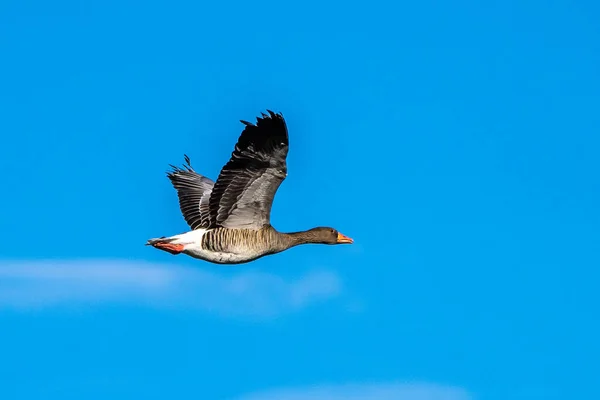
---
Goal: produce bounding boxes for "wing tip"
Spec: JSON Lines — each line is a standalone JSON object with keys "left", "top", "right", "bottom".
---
{"left": 265, "top": 109, "right": 283, "bottom": 120}
{"left": 166, "top": 154, "right": 195, "bottom": 177}
{"left": 240, "top": 110, "right": 284, "bottom": 128}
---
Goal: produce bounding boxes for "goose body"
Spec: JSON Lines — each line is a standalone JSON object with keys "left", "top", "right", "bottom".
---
{"left": 148, "top": 228, "right": 266, "bottom": 264}
{"left": 147, "top": 110, "right": 353, "bottom": 264}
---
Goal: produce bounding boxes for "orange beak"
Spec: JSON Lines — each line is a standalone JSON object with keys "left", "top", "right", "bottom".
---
{"left": 336, "top": 232, "right": 354, "bottom": 244}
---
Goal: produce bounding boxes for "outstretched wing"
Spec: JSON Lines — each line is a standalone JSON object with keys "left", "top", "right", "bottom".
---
{"left": 208, "top": 110, "right": 289, "bottom": 229}
{"left": 167, "top": 155, "right": 215, "bottom": 230}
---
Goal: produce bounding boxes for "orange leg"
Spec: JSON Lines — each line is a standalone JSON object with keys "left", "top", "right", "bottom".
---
{"left": 153, "top": 242, "right": 185, "bottom": 255}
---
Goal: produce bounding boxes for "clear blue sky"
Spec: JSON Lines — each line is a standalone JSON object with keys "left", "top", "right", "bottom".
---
{"left": 1, "top": 1, "right": 599, "bottom": 399}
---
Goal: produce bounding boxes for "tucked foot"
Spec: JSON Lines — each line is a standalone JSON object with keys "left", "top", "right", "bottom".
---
{"left": 147, "top": 239, "right": 185, "bottom": 255}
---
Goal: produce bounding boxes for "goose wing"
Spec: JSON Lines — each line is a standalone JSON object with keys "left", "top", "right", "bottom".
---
{"left": 167, "top": 155, "right": 215, "bottom": 230}
{"left": 208, "top": 110, "right": 289, "bottom": 229}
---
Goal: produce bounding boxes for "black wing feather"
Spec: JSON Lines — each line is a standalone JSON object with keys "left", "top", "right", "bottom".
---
{"left": 208, "top": 110, "right": 289, "bottom": 229}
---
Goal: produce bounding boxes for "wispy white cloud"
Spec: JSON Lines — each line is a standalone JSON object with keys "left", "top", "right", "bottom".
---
{"left": 234, "top": 382, "right": 471, "bottom": 400}
{"left": 0, "top": 259, "right": 341, "bottom": 318}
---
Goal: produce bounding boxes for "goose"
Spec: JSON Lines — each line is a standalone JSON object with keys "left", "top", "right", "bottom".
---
{"left": 146, "top": 110, "right": 353, "bottom": 264}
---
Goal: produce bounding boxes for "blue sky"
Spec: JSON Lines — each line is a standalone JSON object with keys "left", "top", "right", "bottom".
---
{"left": 0, "top": 0, "right": 599, "bottom": 399}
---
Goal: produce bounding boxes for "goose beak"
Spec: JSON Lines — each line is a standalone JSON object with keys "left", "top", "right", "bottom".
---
{"left": 337, "top": 232, "right": 354, "bottom": 244}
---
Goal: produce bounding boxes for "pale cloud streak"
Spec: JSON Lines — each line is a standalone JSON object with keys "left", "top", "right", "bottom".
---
{"left": 0, "top": 259, "right": 341, "bottom": 318}
{"left": 234, "top": 383, "right": 471, "bottom": 400}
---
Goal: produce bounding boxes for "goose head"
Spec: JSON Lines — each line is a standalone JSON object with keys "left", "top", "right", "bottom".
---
{"left": 306, "top": 227, "right": 354, "bottom": 245}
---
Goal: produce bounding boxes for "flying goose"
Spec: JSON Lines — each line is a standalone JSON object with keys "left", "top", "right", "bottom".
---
{"left": 147, "top": 110, "right": 353, "bottom": 264}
